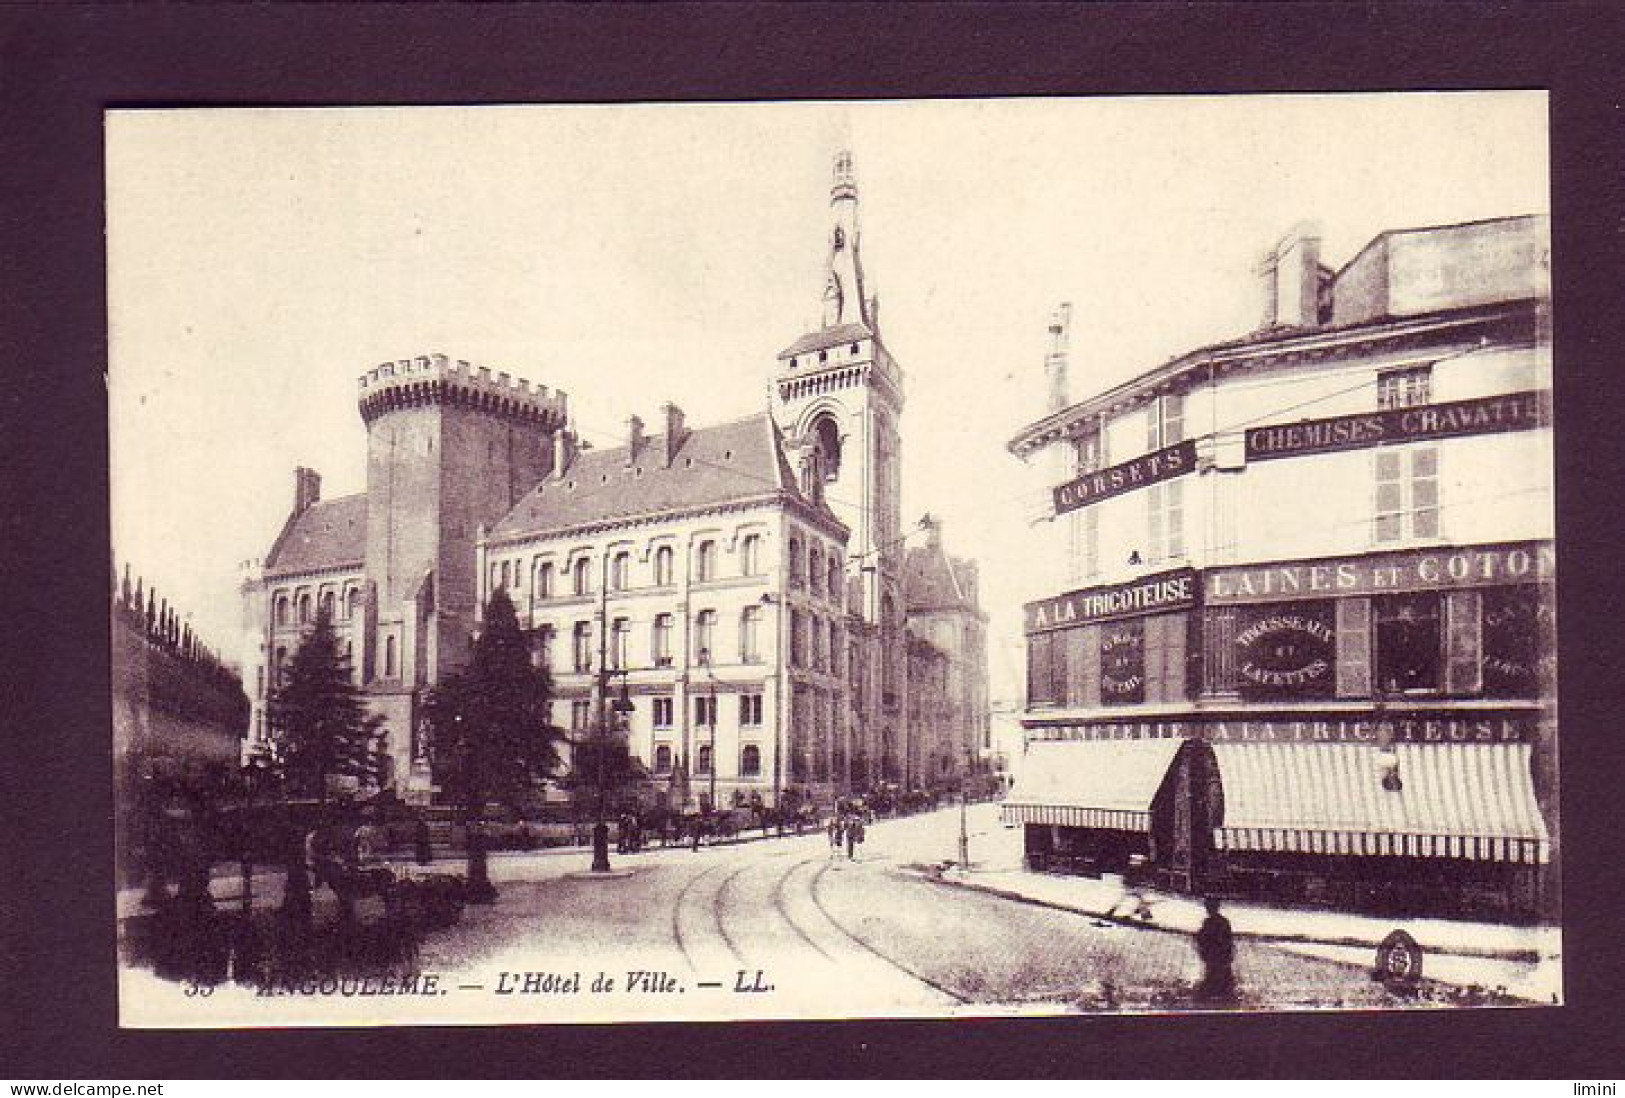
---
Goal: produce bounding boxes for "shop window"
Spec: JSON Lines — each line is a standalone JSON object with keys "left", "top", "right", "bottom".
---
{"left": 740, "top": 744, "right": 762, "bottom": 776}
{"left": 654, "top": 744, "right": 673, "bottom": 774}
{"left": 652, "top": 613, "right": 674, "bottom": 667}
{"left": 1482, "top": 586, "right": 1551, "bottom": 698}
{"left": 653, "top": 545, "right": 674, "bottom": 586}
{"left": 1375, "top": 447, "right": 1440, "bottom": 543}
{"left": 1375, "top": 593, "right": 1442, "bottom": 694}
{"left": 1147, "top": 479, "right": 1185, "bottom": 563}
{"left": 653, "top": 696, "right": 674, "bottom": 728}
{"left": 740, "top": 694, "right": 763, "bottom": 727}
{"left": 1378, "top": 365, "right": 1432, "bottom": 410}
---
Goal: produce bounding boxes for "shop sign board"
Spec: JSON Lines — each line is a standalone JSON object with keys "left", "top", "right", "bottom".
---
{"left": 1023, "top": 711, "right": 1541, "bottom": 745}
{"left": 1205, "top": 541, "right": 1553, "bottom": 605}
{"left": 1244, "top": 389, "right": 1548, "bottom": 462}
{"left": 1052, "top": 440, "right": 1197, "bottom": 515}
{"left": 1236, "top": 603, "right": 1337, "bottom": 699}
{"left": 1025, "top": 567, "right": 1197, "bottom": 634}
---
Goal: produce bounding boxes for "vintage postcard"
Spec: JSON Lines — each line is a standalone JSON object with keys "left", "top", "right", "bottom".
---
{"left": 108, "top": 94, "right": 1558, "bottom": 1028}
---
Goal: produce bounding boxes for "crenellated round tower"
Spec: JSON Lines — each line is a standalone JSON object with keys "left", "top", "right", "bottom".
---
{"left": 356, "top": 351, "right": 569, "bottom": 797}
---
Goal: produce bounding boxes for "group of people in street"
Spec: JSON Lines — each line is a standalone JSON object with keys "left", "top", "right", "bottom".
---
{"left": 827, "top": 811, "right": 868, "bottom": 860}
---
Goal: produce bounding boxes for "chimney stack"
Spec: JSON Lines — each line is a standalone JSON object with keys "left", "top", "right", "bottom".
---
{"left": 1260, "top": 222, "right": 1324, "bottom": 330}
{"left": 627, "top": 415, "right": 645, "bottom": 464}
{"left": 1044, "top": 303, "right": 1072, "bottom": 414}
{"left": 922, "top": 512, "right": 943, "bottom": 550}
{"left": 294, "top": 467, "right": 322, "bottom": 514}
{"left": 662, "top": 403, "right": 687, "bottom": 467}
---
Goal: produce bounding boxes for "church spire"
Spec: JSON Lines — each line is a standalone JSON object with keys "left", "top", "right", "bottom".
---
{"left": 822, "top": 148, "right": 870, "bottom": 331}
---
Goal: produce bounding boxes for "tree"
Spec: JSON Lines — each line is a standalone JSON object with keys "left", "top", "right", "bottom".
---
{"left": 266, "top": 606, "right": 382, "bottom": 921}
{"left": 268, "top": 607, "right": 383, "bottom": 799}
{"left": 423, "top": 588, "right": 563, "bottom": 902}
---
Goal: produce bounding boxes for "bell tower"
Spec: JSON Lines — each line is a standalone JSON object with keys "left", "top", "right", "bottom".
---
{"left": 771, "top": 148, "right": 907, "bottom": 790}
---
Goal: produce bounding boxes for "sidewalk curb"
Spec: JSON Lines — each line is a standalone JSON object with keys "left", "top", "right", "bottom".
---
{"left": 909, "top": 866, "right": 1546, "bottom": 965}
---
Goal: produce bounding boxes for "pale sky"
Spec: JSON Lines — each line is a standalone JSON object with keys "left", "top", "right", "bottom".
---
{"left": 107, "top": 94, "right": 1549, "bottom": 701}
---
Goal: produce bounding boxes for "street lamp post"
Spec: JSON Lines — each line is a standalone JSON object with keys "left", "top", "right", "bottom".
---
{"left": 699, "top": 648, "right": 718, "bottom": 815}
{"left": 592, "top": 665, "right": 635, "bottom": 873}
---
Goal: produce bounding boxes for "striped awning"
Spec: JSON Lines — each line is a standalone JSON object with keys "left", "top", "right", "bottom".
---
{"left": 1212, "top": 742, "right": 1550, "bottom": 864}
{"left": 1001, "top": 737, "right": 1183, "bottom": 833}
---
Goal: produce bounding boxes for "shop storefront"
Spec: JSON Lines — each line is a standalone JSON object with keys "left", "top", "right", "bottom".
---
{"left": 1014, "top": 541, "right": 1556, "bottom": 916}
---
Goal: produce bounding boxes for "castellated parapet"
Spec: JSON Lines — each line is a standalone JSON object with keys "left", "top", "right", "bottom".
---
{"left": 357, "top": 352, "right": 570, "bottom": 429}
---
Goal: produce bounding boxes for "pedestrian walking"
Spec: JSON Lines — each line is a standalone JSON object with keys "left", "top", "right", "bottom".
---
{"left": 1195, "top": 896, "right": 1237, "bottom": 1004}
{"left": 845, "top": 815, "right": 865, "bottom": 860}
{"left": 828, "top": 815, "right": 844, "bottom": 858}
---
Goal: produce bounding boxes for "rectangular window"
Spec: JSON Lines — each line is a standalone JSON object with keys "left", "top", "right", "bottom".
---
{"left": 653, "top": 696, "right": 674, "bottom": 728}
{"left": 1375, "top": 446, "right": 1440, "bottom": 543}
{"left": 570, "top": 700, "right": 592, "bottom": 731}
{"left": 695, "top": 694, "right": 718, "bottom": 727}
{"left": 1334, "top": 598, "right": 1372, "bottom": 698}
{"left": 1074, "top": 427, "right": 1103, "bottom": 474}
{"left": 1377, "top": 365, "right": 1432, "bottom": 410}
{"left": 1482, "top": 586, "right": 1551, "bottom": 698}
{"left": 572, "top": 622, "right": 592, "bottom": 673}
{"left": 1374, "top": 593, "right": 1442, "bottom": 694}
{"left": 1147, "top": 393, "right": 1186, "bottom": 450}
{"left": 739, "top": 694, "right": 763, "bottom": 726}
{"left": 1147, "top": 480, "right": 1184, "bottom": 563}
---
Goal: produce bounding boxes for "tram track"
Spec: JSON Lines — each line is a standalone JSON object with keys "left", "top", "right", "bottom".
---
{"left": 805, "top": 859, "right": 971, "bottom": 1005}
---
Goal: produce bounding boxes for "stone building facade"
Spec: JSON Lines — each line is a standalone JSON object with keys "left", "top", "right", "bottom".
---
{"left": 239, "top": 149, "right": 990, "bottom": 808}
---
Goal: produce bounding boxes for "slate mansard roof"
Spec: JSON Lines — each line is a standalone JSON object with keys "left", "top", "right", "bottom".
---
{"left": 489, "top": 412, "right": 844, "bottom": 544}
{"left": 265, "top": 495, "right": 367, "bottom": 577}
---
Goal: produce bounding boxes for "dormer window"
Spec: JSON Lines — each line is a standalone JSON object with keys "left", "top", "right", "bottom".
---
{"left": 850, "top": 343, "right": 860, "bottom": 354}
{"left": 819, "top": 350, "right": 828, "bottom": 363}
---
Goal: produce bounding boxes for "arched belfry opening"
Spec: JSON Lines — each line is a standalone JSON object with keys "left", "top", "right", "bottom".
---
{"left": 811, "top": 413, "right": 842, "bottom": 482}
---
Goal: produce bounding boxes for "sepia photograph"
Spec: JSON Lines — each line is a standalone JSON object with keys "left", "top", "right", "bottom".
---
{"left": 106, "top": 92, "right": 1557, "bottom": 1029}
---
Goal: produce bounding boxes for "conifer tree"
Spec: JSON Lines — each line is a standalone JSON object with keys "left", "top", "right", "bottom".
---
{"left": 423, "top": 588, "right": 562, "bottom": 902}
{"left": 269, "top": 607, "right": 383, "bottom": 800}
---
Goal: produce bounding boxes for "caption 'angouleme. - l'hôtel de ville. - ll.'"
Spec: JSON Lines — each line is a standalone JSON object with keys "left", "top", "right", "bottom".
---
{"left": 1003, "top": 216, "right": 1555, "bottom": 919}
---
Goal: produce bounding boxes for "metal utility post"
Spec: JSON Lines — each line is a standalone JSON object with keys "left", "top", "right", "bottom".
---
{"left": 699, "top": 648, "right": 718, "bottom": 814}
{"left": 958, "top": 789, "right": 970, "bottom": 870}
